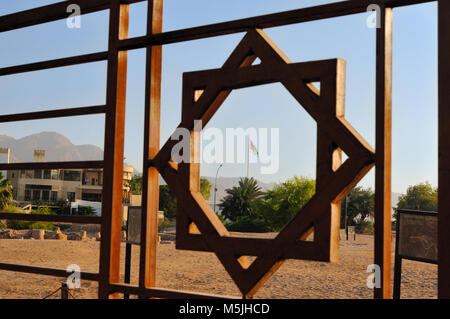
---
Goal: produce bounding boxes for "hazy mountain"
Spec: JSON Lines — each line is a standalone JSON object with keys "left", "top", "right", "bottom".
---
{"left": 0, "top": 131, "right": 404, "bottom": 211}
{"left": 0, "top": 131, "right": 103, "bottom": 163}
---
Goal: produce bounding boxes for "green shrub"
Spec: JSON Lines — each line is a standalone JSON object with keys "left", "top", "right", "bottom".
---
{"left": 54, "top": 200, "right": 71, "bottom": 215}
{"left": 158, "top": 218, "right": 174, "bottom": 230}
{"left": 227, "top": 215, "right": 271, "bottom": 233}
{"left": 6, "top": 206, "right": 55, "bottom": 231}
{"left": 2, "top": 205, "right": 22, "bottom": 213}
{"left": 356, "top": 220, "right": 374, "bottom": 234}
{"left": 77, "top": 206, "right": 97, "bottom": 216}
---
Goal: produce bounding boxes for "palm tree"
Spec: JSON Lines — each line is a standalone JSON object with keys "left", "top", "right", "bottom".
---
{"left": 218, "top": 177, "right": 264, "bottom": 221}
{"left": 0, "top": 172, "right": 13, "bottom": 210}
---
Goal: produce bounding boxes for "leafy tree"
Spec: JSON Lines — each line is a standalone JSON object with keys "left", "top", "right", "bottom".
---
{"left": 159, "top": 185, "right": 177, "bottom": 220}
{"left": 158, "top": 178, "right": 212, "bottom": 220}
{"left": 218, "top": 177, "right": 264, "bottom": 222}
{"left": 54, "top": 200, "right": 72, "bottom": 215}
{"left": 255, "top": 176, "right": 315, "bottom": 231}
{"left": 396, "top": 182, "right": 437, "bottom": 212}
{"left": 340, "top": 186, "right": 375, "bottom": 229}
{"left": 0, "top": 172, "right": 13, "bottom": 210}
{"left": 200, "top": 178, "right": 212, "bottom": 200}
{"left": 130, "top": 175, "right": 142, "bottom": 195}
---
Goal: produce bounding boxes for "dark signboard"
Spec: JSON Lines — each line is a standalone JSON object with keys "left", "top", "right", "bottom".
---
{"left": 394, "top": 209, "right": 438, "bottom": 299}
{"left": 126, "top": 206, "right": 141, "bottom": 245}
{"left": 397, "top": 209, "right": 438, "bottom": 263}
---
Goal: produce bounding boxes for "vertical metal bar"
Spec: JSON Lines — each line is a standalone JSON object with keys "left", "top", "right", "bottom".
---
{"left": 99, "top": 2, "right": 129, "bottom": 299}
{"left": 438, "top": 0, "right": 450, "bottom": 299}
{"left": 139, "top": 0, "right": 164, "bottom": 290}
{"left": 61, "top": 283, "right": 69, "bottom": 300}
{"left": 374, "top": 6, "right": 393, "bottom": 299}
{"left": 315, "top": 59, "right": 346, "bottom": 263}
{"left": 124, "top": 243, "right": 132, "bottom": 299}
{"left": 393, "top": 212, "right": 402, "bottom": 299}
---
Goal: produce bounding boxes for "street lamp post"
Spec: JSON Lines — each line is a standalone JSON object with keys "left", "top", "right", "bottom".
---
{"left": 213, "top": 163, "right": 223, "bottom": 214}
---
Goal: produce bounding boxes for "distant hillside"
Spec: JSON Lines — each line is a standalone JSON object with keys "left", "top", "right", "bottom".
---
{"left": 0, "top": 132, "right": 103, "bottom": 162}
{"left": 0, "top": 131, "right": 403, "bottom": 211}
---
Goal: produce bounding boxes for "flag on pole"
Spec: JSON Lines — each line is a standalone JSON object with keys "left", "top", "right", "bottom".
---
{"left": 249, "top": 139, "right": 259, "bottom": 157}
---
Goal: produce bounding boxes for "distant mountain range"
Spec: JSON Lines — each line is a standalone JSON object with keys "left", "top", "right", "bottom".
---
{"left": 0, "top": 131, "right": 103, "bottom": 163}
{"left": 0, "top": 131, "right": 401, "bottom": 210}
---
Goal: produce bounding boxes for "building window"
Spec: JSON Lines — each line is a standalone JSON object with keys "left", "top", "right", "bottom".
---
{"left": 51, "top": 191, "right": 58, "bottom": 202}
{"left": 25, "top": 189, "right": 31, "bottom": 201}
{"left": 34, "top": 170, "right": 42, "bottom": 179}
{"left": 52, "top": 170, "right": 59, "bottom": 180}
{"left": 67, "top": 192, "right": 75, "bottom": 202}
{"left": 63, "top": 170, "right": 81, "bottom": 182}
{"left": 42, "top": 190, "right": 50, "bottom": 201}
{"left": 43, "top": 170, "right": 51, "bottom": 179}
{"left": 32, "top": 190, "right": 40, "bottom": 201}
{"left": 82, "top": 193, "right": 102, "bottom": 202}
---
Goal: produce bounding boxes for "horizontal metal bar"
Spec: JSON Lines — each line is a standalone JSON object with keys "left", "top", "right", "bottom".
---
{"left": 0, "top": 52, "right": 108, "bottom": 77}
{"left": 0, "top": 160, "right": 104, "bottom": 170}
{"left": 0, "top": 0, "right": 145, "bottom": 33}
{"left": 398, "top": 255, "right": 438, "bottom": 265}
{"left": 0, "top": 0, "right": 435, "bottom": 36}
{"left": 0, "top": 213, "right": 102, "bottom": 224}
{"left": 397, "top": 209, "right": 438, "bottom": 216}
{"left": 118, "top": 0, "right": 435, "bottom": 50}
{"left": 0, "top": 0, "right": 109, "bottom": 32}
{"left": 109, "top": 283, "right": 237, "bottom": 299}
{"left": 0, "top": 105, "right": 107, "bottom": 123}
{"left": 0, "top": 263, "right": 99, "bottom": 281}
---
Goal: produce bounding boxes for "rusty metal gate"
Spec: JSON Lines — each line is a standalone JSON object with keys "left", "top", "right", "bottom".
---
{"left": 0, "top": 0, "right": 449, "bottom": 299}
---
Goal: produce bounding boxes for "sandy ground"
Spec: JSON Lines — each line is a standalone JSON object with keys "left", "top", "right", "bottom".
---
{"left": 0, "top": 234, "right": 437, "bottom": 299}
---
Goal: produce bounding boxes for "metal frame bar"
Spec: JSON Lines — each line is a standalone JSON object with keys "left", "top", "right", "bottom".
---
{"left": 138, "top": 0, "right": 163, "bottom": 293}
{"left": 109, "top": 283, "right": 236, "bottom": 299}
{"left": 0, "top": 263, "right": 99, "bottom": 281}
{"left": 0, "top": 1, "right": 435, "bottom": 40}
{"left": 374, "top": 5, "right": 393, "bottom": 299}
{"left": 0, "top": 161, "right": 103, "bottom": 170}
{"left": 438, "top": 0, "right": 450, "bottom": 299}
{"left": 0, "top": 0, "right": 446, "bottom": 299}
{"left": 98, "top": 1, "right": 129, "bottom": 299}
{"left": 0, "top": 213, "right": 101, "bottom": 224}
{"left": 0, "top": 51, "right": 108, "bottom": 76}
{"left": 0, "top": 105, "right": 107, "bottom": 124}
{"left": 0, "top": 1, "right": 111, "bottom": 298}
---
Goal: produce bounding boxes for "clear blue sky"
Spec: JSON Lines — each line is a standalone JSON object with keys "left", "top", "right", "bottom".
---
{"left": 0, "top": 1, "right": 438, "bottom": 193}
